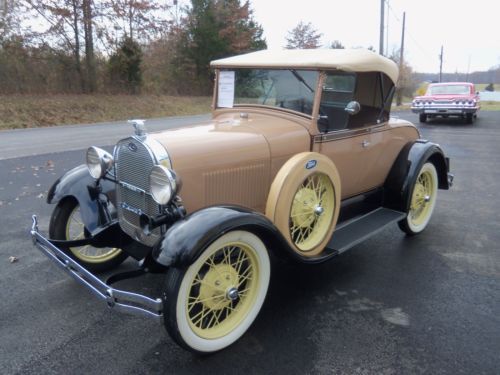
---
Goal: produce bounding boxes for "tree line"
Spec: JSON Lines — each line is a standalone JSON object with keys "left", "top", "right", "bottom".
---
{"left": 0, "top": 0, "right": 265, "bottom": 95}
{"left": 4, "top": 1, "right": 495, "bottom": 98}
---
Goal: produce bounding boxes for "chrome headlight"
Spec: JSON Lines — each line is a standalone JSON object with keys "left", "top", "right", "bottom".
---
{"left": 149, "top": 165, "right": 179, "bottom": 205}
{"left": 86, "top": 146, "right": 113, "bottom": 179}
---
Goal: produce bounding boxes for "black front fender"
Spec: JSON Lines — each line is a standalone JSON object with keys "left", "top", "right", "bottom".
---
{"left": 47, "top": 165, "right": 117, "bottom": 232}
{"left": 152, "top": 206, "right": 292, "bottom": 268}
{"left": 384, "top": 140, "right": 451, "bottom": 212}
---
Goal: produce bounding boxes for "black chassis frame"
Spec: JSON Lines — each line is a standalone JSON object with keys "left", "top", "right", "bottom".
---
{"left": 42, "top": 138, "right": 451, "bottom": 268}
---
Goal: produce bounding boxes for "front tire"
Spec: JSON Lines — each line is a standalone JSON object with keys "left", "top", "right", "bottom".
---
{"left": 419, "top": 113, "right": 427, "bottom": 123}
{"left": 49, "top": 199, "right": 128, "bottom": 273}
{"left": 466, "top": 113, "right": 474, "bottom": 124}
{"left": 163, "top": 230, "right": 270, "bottom": 353}
{"left": 398, "top": 162, "right": 438, "bottom": 235}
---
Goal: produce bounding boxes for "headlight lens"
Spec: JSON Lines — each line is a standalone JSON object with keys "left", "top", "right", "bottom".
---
{"left": 86, "top": 146, "right": 113, "bottom": 179}
{"left": 149, "top": 165, "right": 178, "bottom": 205}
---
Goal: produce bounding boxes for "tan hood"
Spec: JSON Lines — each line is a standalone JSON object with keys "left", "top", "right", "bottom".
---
{"left": 150, "top": 110, "right": 311, "bottom": 213}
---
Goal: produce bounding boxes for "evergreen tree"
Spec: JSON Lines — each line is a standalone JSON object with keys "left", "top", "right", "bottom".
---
{"left": 108, "top": 36, "right": 143, "bottom": 94}
{"left": 180, "top": 0, "right": 266, "bottom": 93}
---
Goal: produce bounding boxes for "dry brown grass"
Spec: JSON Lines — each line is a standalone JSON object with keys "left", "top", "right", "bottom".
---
{"left": 0, "top": 94, "right": 212, "bottom": 130}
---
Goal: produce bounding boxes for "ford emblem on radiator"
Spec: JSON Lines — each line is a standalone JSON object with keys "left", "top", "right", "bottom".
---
{"left": 128, "top": 142, "right": 138, "bottom": 152}
{"left": 120, "top": 202, "right": 144, "bottom": 216}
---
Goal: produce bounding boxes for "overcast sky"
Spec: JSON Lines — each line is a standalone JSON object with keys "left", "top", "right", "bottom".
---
{"left": 248, "top": 0, "right": 500, "bottom": 73}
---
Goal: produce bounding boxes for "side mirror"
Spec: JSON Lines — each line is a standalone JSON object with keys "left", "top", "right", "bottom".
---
{"left": 345, "top": 101, "right": 361, "bottom": 115}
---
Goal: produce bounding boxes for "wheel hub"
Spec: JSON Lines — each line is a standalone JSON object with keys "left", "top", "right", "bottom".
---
{"left": 411, "top": 184, "right": 427, "bottom": 210}
{"left": 198, "top": 264, "right": 239, "bottom": 310}
{"left": 314, "top": 205, "right": 324, "bottom": 216}
{"left": 226, "top": 288, "right": 239, "bottom": 301}
{"left": 291, "top": 188, "right": 318, "bottom": 228}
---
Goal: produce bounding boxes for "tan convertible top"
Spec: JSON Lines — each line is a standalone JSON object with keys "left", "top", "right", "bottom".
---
{"left": 211, "top": 49, "right": 399, "bottom": 84}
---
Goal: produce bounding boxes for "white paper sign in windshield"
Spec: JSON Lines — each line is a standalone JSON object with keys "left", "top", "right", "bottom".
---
{"left": 218, "top": 71, "right": 235, "bottom": 108}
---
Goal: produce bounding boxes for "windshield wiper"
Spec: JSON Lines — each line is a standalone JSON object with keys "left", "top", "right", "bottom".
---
{"left": 290, "top": 69, "right": 314, "bottom": 93}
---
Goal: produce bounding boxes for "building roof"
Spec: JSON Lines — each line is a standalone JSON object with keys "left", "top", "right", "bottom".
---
{"left": 211, "top": 49, "right": 399, "bottom": 84}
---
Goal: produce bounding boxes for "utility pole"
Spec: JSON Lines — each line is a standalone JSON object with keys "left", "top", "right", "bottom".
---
{"left": 385, "top": 1, "right": 389, "bottom": 56}
{"left": 396, "top": 12, "right": 406, "bottom": 106}
{"left": 465, "top": 55, "right": 471, "bottom": 82}
{"left": 439, "top": 46, "right": 444, "bottom": 82}
{"left": 379, "top": 0, "right": 385, "bottom": 55}
{"left": 399, "top": 12, "right": 405, "bottom": 70}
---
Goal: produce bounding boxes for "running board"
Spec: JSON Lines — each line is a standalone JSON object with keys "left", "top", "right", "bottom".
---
{"left": 326, "top": 208, "right": 406, "bottom": 254}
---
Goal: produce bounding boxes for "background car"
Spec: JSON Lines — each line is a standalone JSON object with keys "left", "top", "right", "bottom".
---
{"left": 411, "top": 82, "right": 480, "bottom": 124}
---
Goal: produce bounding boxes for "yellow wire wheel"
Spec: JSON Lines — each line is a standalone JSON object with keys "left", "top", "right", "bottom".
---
{"left": 168, "top": 230, "right": 270, "bottom": 353}
{"left": 266, "top": 152, "right": 341, "bottom": 257}
{"left": 65, "top": 205, "right": 122, "bottom": 263}
{"left": 49, "top": 199, "right": 128, "bottom": 273}
{"left": 400, "top": 162, "right": 438, "bottom": 234}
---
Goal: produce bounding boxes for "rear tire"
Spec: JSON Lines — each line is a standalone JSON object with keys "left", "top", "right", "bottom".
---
{"left": 419, "top": 113, "right": 427, "bottom": 123}
{"left": 398, "top": 162, "right": 438, "bottom": 235}
{"left": 49, "top": 199, "right": 128, "bottom": 273}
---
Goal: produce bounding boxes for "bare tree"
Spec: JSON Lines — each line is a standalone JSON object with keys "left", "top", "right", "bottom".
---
{"left": 102, "top": 0, "right": 170, "bottom": 46}
{"left": 1, "top": 0, "right": 20, "bottom": 41}
{"left": 285, "top": 21, "right": 322, "bottom": 49}
{"left": 389, "top": 48, "right": 417, "bottom": 106}
{"left": 21, "top": 0, "right": 87, "bottom": 90}
{"left": 82, "top": 0, "right": 96, "bottom": 92}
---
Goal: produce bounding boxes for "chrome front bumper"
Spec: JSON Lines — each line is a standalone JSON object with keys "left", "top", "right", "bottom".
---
{"left": 411, "top": 106, "right": 479, "bottom": 115}
{"left": 30, "top": 215, "right": 163, "bottom": 321}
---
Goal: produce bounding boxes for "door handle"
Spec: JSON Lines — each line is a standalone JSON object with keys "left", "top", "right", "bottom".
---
{"left": 361, "top": 140, "right": 370, "bottom": 148}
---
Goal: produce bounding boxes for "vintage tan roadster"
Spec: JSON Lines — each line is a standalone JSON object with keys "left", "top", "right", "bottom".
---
{"left": 31, "top": 49, "right": 453, "bottom": 353}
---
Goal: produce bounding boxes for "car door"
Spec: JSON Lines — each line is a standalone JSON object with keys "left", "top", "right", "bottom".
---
{"left": 312, "top": 71, "right": 394, "bottom": 199}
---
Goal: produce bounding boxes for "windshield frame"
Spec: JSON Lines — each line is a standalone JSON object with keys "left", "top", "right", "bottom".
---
{"left": 213, "top": 68, "right": 322, "bottom": 119}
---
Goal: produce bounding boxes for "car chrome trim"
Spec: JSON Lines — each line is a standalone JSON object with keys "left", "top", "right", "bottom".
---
{"left": 30, "top": 215, "right": 163, "bottom": 321}
{"left": 313, "top": 123, "right": 386, "bottom": 143}
{"left": 447, "top": 173, "right": 454, "bottom": 187}
{"left": 125, "top": 135, "right": 171, "bottom": 169}
{"left": 128, "top": 119, "right": 147, "bottom": 137}
{"left": 141, "top": 136, "right": 172, "bottom": 169}
{"left": 114, "top": 133, "right": 171, "bottom": 247}
{"left": 119, "top": 181, "right": 148, "bottom": 195}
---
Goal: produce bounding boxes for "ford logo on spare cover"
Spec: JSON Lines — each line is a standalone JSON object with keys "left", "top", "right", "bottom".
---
{"left": 128, "top": 142, "right": 138, "bottom": 152}
{"left": 306, "top": 160, "right": 317, "bottom": 169}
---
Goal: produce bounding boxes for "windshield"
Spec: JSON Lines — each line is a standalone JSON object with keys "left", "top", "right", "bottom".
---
{"left": 217, "top": 69, "right": 319, "bottom": 116}
{"left": 428, "top": 84, "right": 471, "bottom": 95}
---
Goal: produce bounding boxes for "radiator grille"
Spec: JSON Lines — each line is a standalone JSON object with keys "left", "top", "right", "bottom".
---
{"left": 115, "top": 137, "right": 162, "bottom": 247}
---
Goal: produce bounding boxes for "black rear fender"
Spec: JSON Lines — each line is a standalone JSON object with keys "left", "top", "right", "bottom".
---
{"left": 384, "top": 140, "right": 451, "bottom": 212}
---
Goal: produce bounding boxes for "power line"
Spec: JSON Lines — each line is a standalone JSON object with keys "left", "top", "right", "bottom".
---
{"left": 385, "top": 1, "right": 435, "bottom": 63}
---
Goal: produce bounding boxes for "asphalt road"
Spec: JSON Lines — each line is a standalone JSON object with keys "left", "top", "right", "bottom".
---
{"left": 1, "top": 111, "right": 499, "bottom": 374}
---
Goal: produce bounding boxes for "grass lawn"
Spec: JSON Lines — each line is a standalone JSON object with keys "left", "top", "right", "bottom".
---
{"left": 0, "top": 95, "right": 212, "bottom": 130}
